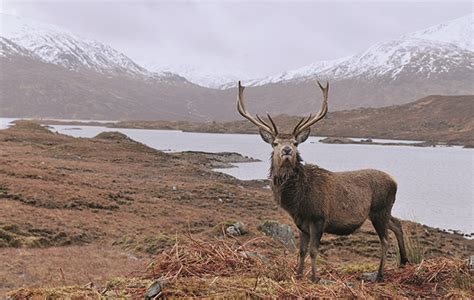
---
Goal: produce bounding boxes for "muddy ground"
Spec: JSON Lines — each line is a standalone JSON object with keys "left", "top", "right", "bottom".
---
{"left": 0, "top": 121, "right": 472, "bottom": 296}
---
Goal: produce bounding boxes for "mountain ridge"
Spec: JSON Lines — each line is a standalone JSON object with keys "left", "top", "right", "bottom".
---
{"left": 237, "top": 14, "right": 473, "bottom": 88}
{"left": 1, "top": 13, "right": 473, "bottom": 121}
{"left": 1, "top": 13, "right": 166, "bottom": 78}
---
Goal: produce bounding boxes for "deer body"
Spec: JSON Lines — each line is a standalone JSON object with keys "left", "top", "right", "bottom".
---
{"left": 272, "top": 164, "right": 397, "bottom": 236}
{"left": 236, "top": 81, "right": 408, "bottom": 282}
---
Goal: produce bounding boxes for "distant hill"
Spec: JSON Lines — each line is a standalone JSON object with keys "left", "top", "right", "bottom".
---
{"left": 0, "top": 52, "right": 222, "bottom": 121}
{"left": 111, "top": 95, "right": 474, "bottom": 145}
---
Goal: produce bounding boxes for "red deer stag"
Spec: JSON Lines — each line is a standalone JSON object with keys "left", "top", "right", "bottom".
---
{"left": 236, "top": 81, "right": 408, "bottom": 282}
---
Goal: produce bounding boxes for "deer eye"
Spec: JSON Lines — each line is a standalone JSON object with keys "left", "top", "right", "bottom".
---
{"left": 293, "top": 142, "right": 298, "bottom": 146}
{"left": 272, "top": 142, "right": 278, "bottom": 147}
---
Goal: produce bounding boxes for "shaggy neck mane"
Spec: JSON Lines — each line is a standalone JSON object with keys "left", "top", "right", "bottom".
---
{"left": 270, "top": 152, "right": 305, "bottom": 186}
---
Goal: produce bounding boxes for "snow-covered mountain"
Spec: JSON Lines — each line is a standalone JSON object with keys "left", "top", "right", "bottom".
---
{"left": 0, "top": 36, "right": 32, "bottom": 58}
{"left": 142, "top": 62, "right": 250, "bottom": 89}
{"left": 0, "top": 13, "right": 151, "bottom": 76}
{"left": 404, "top": 13, "right": 473, "bottom": 50}
{"left": 1, "top": 12, "right": 472, "bottom": 121}
{"left": 241, "top": 13, "right": 473, "bottom": 87}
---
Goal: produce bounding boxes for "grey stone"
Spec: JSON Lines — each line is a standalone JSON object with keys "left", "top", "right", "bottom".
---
{"left": 225, "top": 221, "right": 246, "bottom": 236}
{"left": 240, "top": 251, "right": 269, "bottom": 263}
{"left": 144, "top": 279, "right": 165, "bottom": 299}
{"left": 318, "top": 279, "right": 336, "bottom": 286}
{"left": 258, "top": 220, "right": 296, "bottom": 249}
{"left": 226, "top": 225, "right": 240, "bottom": 236}
{"left": 361, "top": 272, "right": 378, "bottom": 282}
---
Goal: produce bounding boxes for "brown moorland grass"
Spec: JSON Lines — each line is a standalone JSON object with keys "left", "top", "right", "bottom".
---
{"left": 1, "top": 121, "right": 472, "bottom": 298}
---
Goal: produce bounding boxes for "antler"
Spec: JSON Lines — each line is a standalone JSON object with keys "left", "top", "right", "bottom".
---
{"left": 237, "top": 81, "right": 278, "bottom": 136}
{"left": 293, "top": 81, "right": 329, "bottom": 136}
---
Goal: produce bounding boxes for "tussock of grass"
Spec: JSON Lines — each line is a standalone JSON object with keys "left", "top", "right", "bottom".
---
{"left": 405, "top": 233, "right": 425, "bottom": 264}
{"left": 396, "top": 224, "right": 425, "bottom": 265}
{"left": 112, "top": 233, "right": 174, "bottom": 255}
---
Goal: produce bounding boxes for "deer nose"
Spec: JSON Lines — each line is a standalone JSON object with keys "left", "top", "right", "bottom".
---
{"left": 282, "top": 146, "right": 292, "bottom": 155}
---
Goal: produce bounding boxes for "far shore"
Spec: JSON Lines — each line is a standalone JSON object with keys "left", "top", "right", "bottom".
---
{"left": 9, "top": 118, "right": 473, "bottom": 149}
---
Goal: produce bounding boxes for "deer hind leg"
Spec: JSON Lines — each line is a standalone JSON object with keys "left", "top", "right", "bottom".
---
{"left": 309, "top": 221, "right": 324, "bottom": 282}
{"left": 296, "top": 230, "right": 309, "bottom": 278}
{"left": 388, "top": 216, "right": 409, "bottom": 265}
{"left": 370, "top": 215, "right": 389, "bottom": 282}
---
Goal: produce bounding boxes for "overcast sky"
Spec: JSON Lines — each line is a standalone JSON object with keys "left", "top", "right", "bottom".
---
{"left": 1, "top": 1, "right": 471, "bottom": 77}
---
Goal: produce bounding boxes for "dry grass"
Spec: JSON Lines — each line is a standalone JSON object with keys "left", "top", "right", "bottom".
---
{"left": 6, "top": 234, "right": 473, "bottom": 299}
{"left": 140, "top": 235, "right": 473, "bottom": 298}
{"left": 147, "top": 234, "right": 269, "bottom": 279}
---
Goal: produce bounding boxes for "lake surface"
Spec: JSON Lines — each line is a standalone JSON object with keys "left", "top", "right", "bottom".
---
{"left": 1, "top": 118, "right": 472, "bottom": 234}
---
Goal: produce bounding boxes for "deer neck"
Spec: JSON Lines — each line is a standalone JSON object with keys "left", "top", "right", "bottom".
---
{"left": 270, "top": 152, "right": 305, "bottom": 210}
{"left": 270, "top": 153, "right": 304, "bottom": 187}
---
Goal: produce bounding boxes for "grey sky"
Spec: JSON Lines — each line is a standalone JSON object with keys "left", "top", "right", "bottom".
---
{"left": 1, "top": 1, "right": 472, "bottom": 77}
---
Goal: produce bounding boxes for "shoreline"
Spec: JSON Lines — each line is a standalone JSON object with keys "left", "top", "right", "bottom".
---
{"left": 2, "top": 117, "right": 473, "bottom": 148}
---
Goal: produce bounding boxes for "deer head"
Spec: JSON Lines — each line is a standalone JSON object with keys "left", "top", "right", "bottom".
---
{"left": 237, "top": 81, "right": 329, "bottom": 167}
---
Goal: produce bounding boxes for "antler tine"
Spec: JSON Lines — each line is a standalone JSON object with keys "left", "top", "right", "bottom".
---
{"left": 237, "top": 81, "right": 276, "bottom": 135}
{"left": 293, "top": 114, "right": 312, "bottom": 135}
{"left": 256, "top": 113, "right": 278, "bottom": 135}
{"left": 293, "top": 81, "right": 329, "bottom": 135}
{"left": 256, "top": 114, "right": 272, "bottom": 129}
{"left": 266, "top": 113, "right": 278, "bottom": 135}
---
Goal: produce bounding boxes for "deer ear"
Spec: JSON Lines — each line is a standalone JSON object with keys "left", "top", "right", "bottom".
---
{"left": 295, "top": 128, "right": 310, "bottom": 144}
{"left": 259, "top": 129, "right": 274, "bottom": 144}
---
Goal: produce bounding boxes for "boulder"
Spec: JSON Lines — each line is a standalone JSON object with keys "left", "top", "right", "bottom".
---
{"left": 144, "top": 278, "right": 167, "bottom": 299}
{"left": 215, "top": 220, "right": 247, "bottom": 236}
{"left": 225, "top": 221, "right": 246, "bottom": 236}
{"left": 258, "top": 220, "right": 296, "bottom": 249}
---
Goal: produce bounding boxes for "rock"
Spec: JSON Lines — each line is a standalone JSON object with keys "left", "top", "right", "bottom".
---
{"left": 361, "top": 272, "right": 378, "bottom": 282}
{"left": 240, "top": 251, "right": 269, "bottom": 263}
{"left": 215, "top": 220, "right": 247, "bottom": 236}
{"left": 144, "top": 278, "right": 166, "bottom": 299}
{"left": 258, "top": 220, "right": 296, "bottom": 249}
{"left": 226, "top": 226, "right": 240, "bottom": 236}
{"left": 318, "top": 279, "right": 336, "bottom": 286}
{"left": 225, "top": 221, "right": 246, "bottom": 236}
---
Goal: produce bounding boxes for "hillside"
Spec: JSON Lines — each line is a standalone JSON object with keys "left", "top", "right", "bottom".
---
{"left": 0, "top": 53, "right": 222, "bottom": 121}
{"left": 0, "top": 122, "right": 472, "bottom": 297}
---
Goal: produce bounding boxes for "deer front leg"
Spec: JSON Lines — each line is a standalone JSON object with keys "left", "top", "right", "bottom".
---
{"left": 296, "top": 229, "right": 309, "bottom": 278}
{"left": 309, "top": 221, "right": 324, "bottom": 282}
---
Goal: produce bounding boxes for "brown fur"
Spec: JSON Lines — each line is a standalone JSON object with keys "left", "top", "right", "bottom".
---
{"left": 266, "top": 132, "right": 409, "bottom": 282}
{"left": 236, "top": 81, "right": 408, "bottom": 282}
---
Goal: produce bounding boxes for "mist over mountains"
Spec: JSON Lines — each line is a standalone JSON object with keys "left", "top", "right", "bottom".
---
{"left": 0, "top": 13, "right": 472, "bottom": 121}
